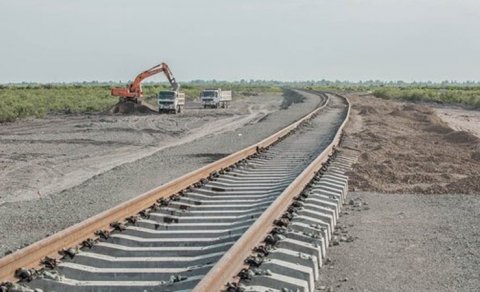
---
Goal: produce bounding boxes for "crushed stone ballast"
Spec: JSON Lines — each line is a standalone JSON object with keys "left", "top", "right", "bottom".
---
{"left": 0, "top": 91, "right": 350, "bottom": 292}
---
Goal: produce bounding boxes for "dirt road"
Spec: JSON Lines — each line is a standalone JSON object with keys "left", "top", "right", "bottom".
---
{"left": 0, "top": 96, "right": 279, "bottom": 204}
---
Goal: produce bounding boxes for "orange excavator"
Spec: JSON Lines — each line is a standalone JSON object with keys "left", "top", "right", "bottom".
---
{"left": 111, "top": 62, "right": 179, "bottom": 103}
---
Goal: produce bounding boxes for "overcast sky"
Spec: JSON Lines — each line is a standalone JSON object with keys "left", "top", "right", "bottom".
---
{"left": 1, "top": 0, "right": 479, "bottom": 83}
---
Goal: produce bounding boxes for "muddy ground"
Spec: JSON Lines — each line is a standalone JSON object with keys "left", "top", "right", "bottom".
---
{"left": 317, "top": 94, "right": 480, "bottom": 291}
{"left": 0, "top": 90, "right": 320, "bottom": 255}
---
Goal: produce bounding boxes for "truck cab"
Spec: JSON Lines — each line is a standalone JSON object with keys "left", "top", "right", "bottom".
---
{"left": 158, "top": 90, "right": 185, "bottom": 114}
{"left": 201, "top": 89, "right": 232, "bottom": 109}
{"left": 201, "top": 90, "right": 218, "bottom": 108}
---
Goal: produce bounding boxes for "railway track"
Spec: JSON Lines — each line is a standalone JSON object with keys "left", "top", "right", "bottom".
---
{"left": 0, "top": 90, "right": 351, "bottom": 292}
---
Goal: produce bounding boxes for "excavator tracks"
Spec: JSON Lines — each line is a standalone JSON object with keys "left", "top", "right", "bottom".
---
{"left": 0, "top": 91, "right": 350, "bottom": 292}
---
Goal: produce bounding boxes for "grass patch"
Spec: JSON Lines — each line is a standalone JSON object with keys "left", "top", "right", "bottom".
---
{"left": 0, "top": 85, "right": 117, "bottom": 122}
{"left": 305, "top": 84, "right": 480, "bottom": 109}
{"left": 372, "top": 87, "right": 480, "bottom": 109}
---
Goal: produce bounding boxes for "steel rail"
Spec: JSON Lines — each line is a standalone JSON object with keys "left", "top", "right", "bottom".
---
{"left": 193, "top": 93, "right": 351, "bottom": 292}
{"left": 0, "top": 90, "right": 328, "bottom": 283}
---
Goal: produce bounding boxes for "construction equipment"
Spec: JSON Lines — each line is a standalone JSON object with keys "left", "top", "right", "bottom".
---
{"left": 111, "top": 63, "right": 180, "bottom": 104}
{"left": 201, "top": 89, "right": 232, "bottom": 109}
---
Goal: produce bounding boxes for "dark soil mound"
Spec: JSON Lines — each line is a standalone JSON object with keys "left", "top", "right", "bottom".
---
{"left": 358, "top": 105, "right": 378, "bottom": 116}
{"left": 444, "top": 131, "right": 479, "bottom": 144}
{"left": 281, "top": 90, "right": 305, "bottom": 109}
{"left": 471, "top": 151, "right": 480, "bottom": 161}
{"left": 107, "top": 101, "right": 158, "bottom": 115}
{"left": 446, "top": 176, "right": 480, "bottom": 194}
{"left": 424, "top": 124, "right": 453, "bottom": 134}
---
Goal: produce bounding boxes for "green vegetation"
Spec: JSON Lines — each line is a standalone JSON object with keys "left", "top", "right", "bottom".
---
{"left": 1, "top": 80, "right": 479, "bottom": 123}
{"left": 372, "top": 87, "right": 480, "bottom": 109}
{"left": 0, "top": 85, "right": 117, "bottom": 122}
{"left": 307, "top": 82, "right": 480, "bottom": 109}
{"left": 0, "top": 82, "right": 281, "bottom": 123}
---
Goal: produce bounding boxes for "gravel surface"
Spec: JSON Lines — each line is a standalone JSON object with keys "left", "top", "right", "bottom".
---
{"left": 0, "top": 96, "right": 280, "bottom": 203}
{"left": 0, "top": 90, "right": 321, "bottom": 255}
{"left": 318, "top": 192, "right": 480, "bottom": 292}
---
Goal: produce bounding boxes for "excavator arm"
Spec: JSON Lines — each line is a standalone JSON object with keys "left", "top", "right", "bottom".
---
{"left": 111, "top": 62, "right": 179, "bottom": 102}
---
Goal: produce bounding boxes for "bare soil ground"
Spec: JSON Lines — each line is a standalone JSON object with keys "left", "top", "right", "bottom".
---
{"left": 317, "top": 94, "right": 480, "bottom": 291}
{"left": 0, "top": 90, "right": 319, "bottom": 255}
{"left": 318, "top": 192, "right": 480, "bottom": 292}
{"left": 344, "top": 94, "right": 480, "bottom": 195}
{"left": 0, "top": 96, "right": 279, "bottom": 204}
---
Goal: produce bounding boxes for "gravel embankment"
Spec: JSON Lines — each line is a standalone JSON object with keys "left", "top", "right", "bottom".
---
{"left": 0, "top": 90, "right": 321, "bottom": 255}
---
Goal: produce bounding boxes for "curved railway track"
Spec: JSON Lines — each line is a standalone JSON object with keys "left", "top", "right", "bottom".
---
{"left": 0, "top": 90, "right": 351, "bottom": 292}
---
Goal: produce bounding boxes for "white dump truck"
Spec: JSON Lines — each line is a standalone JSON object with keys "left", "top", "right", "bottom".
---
{"left": 201, "top": 89, "right": 232, "bottom": 109}
{"left": 158, "top": 90, "right": 185, "bottom": 114}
